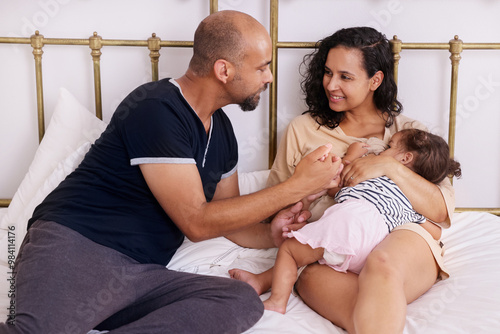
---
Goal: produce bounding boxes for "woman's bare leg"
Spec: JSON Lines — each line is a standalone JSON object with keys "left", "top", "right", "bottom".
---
{"left": 296, "top": 264, "right": 359, "bottom": 333}
{"left": 264, "top": 238, "right": 324, "bottom": 314}
{"left": 296, "top": 230, "right": 439, "bottom": 334}
{"left": 353, "top": 229, "right": 438, "bottom": 334}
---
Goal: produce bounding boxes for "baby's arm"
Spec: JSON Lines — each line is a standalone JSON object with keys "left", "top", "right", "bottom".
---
{"left": 343, "top": 141, "right": 370, "bottom": 165}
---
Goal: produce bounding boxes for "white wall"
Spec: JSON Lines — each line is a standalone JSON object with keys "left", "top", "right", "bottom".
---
{"left": 1, "top": 0, "right": 499, "bottom": 208}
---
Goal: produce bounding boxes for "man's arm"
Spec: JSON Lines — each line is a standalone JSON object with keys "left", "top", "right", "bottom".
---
{"left": 211, "top": 171, "right": 275, "bottom": 248}
{"left": 140, "top": 144, "right": 341, "bottom": 243}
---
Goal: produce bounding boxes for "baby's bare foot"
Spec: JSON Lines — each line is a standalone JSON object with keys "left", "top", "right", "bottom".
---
{"left": 263, "top": 298, "right": 286, "bottom": 314}
{"left": 229, "top": 268, "right": 265, "bottom": 295}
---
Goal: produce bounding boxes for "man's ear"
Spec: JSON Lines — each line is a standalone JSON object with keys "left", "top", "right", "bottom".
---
{"left": 400, "top": 152, "right": 414, "bottom": 166}
{"left": 213, "top": 59, "right": 234, "bottom": 84}
{"left": 370, "top": 70, "right": 384, "bottom": 91}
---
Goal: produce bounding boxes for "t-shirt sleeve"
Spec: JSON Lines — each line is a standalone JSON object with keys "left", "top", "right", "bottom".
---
{"left": 119, "top": 99, "right": 197, "bottom": 166}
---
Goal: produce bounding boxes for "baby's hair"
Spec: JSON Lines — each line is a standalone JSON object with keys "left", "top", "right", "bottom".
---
{"left": 398, "top": 129, "right": 462, "bottom": 184}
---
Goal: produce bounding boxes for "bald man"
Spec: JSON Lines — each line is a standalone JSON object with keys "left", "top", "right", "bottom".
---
{"left": 2, "top": 11, "right": 341, "bottom": 334}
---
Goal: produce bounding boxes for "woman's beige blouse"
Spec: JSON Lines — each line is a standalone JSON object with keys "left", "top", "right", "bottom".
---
{"left": 267, "top": 113, "right": 455, "bottom": 228}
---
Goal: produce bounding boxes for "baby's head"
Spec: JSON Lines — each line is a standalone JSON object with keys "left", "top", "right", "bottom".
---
{"left": 381, "top": 129, "right": 462, "bottom": 184}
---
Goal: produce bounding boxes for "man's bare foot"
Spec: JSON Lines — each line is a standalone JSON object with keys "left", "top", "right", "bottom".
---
{"left": 263, "top": 298, "right": 286, "bottom": 314}
{"left": 228, "top": 268, "right": 266, "bottom": 295}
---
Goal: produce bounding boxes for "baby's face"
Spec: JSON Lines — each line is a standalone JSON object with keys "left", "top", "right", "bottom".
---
{"left": 380, "top": 132, "right": 406, "bottom": 161}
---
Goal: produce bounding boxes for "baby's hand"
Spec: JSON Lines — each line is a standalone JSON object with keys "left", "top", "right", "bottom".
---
{"left": 344, "top": 142, "right": 370, "bottom": 165}
{"left": 282, "top": 222, "right": 308, "bottom": 239}
{"left": 326, "top": 188, "right": 338, "bottom": 198}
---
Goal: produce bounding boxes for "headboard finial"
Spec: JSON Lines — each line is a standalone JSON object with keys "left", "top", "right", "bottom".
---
{"left": 148, "top": 33, "right": 162, "bottom": 82}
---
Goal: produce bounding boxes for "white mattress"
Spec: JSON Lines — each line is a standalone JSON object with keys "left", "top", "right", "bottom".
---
{"left": 165, "top": 210, "right": 500, "bottom": 333}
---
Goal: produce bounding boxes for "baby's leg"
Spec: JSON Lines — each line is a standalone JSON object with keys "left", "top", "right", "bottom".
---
{"left": 229, "top": 267, "right": 273, "bottom": 295}
{"left": 265, "top": 238, "right": 324, "bottom": 314}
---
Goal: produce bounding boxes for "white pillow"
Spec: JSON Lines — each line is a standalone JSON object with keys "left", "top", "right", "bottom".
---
{"left": 0, "top": 88, "right": 106, "bottom": 321}
{"left": 0, "top": 87, "right": 107, "bottom": 240}
{"left": 0, "top": 142, "right": 93, "bottom": 282}
{"left": 238, "top": 170, "right": 270, "bottom": 195}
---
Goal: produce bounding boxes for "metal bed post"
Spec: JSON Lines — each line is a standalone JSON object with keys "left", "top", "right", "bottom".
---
{"left": 148, "top": 33, "right": 161, "bottom": 82}
{"left": 31, "top": 31, "right": 45, "bottom": 142}
{"left": 269, "top": 0, "right": 279, "bottom": 168}
{"left": 448, "top": 35, "right": 463, "bottom": 166}
{"left": 89, "top": 32, "right": 103, "bottom": 120}
{"left": 210, "top": 0, "right": 218, "bottom": 14}
{"left": 390, "top": 36, "right": 402, "bottom": 86}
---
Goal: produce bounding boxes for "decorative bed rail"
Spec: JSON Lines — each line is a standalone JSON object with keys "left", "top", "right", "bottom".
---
{"left": 0, "top": 0, "right": 499, "bottom": 215}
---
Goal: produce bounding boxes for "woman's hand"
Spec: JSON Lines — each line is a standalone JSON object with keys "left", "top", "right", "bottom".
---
{"left": 341, "top": 154, "right": 399, "bottom": 187}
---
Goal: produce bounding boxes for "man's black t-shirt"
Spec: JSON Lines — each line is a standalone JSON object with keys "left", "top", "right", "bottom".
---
{"left": 29, "top": 78, "right": 238, "bottom": 265}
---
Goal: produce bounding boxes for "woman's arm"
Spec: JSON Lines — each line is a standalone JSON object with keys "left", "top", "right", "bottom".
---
{"left": 342, "top": 154, "right": 449, "bottom": 227}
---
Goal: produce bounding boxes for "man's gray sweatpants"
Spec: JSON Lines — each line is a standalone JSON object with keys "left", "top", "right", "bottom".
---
{"left": 0, "top": 220, "right": 264, "bottom": 334}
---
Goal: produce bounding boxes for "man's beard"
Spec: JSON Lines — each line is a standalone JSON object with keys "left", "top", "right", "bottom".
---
{"left": 239, "top": 84, "right": 268, "bottom": 111}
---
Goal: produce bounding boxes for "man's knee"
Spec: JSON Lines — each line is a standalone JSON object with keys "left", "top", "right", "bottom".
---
{"left": 225, "top": 277, "right": 263, "bottom": 305}
{"left": 214, "top": 278, "right": 264, "bottom": 332}
{"left": 198, "top": 276, "right": 262, "bottom": 309}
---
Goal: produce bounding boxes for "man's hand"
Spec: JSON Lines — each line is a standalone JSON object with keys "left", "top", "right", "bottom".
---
{"left": 270, "top": 202, "right": 310, "bottom": 247}
{"left": 300, "top": 189, "right": 327, "bottom": 212}
{"left": 291, "top": 144, "right": 343, "bottom": 196}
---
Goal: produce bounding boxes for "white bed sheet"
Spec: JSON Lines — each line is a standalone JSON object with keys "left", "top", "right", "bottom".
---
{"left": 165, "top": 210, "right": 500, "bottom": 334}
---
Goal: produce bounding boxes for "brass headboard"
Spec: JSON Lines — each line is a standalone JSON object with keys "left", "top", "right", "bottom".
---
{"left": 0, "top": 0, "right": 499, "bottom": 215}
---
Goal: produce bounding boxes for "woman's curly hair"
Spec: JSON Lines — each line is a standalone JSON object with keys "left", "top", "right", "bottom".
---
{"left": 301, "top": 27, "right": 402, "bottom": 129}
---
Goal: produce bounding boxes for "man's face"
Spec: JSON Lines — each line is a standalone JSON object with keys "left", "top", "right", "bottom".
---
{"left": 237, "top": 82, "right": 269, "bottom": 111}
{"left": 230, "top": 32, "right": 273, "bottom": 111}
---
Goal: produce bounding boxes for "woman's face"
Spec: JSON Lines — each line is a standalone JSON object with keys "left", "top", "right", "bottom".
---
{"left": 322, "top": 46, "right": 378, "bottom": 113}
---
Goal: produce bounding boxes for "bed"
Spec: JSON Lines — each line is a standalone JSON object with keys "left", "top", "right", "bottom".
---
{"left": 1, "top": 1, "right": 500, "bottom": 333}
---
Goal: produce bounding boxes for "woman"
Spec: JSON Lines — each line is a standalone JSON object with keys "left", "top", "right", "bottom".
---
{"left": 268, "top": 27, "right": 454, "bottom": 333}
